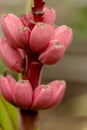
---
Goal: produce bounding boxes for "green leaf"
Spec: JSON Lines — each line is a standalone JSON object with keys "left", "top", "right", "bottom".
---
{"left": 0, "top": 95, "right": 18, "bottom": 130}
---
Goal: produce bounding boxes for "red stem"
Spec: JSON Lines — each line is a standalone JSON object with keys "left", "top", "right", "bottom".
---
{"left": 32, "top": 0, "right": 45, "bottom": 22}
{"left": 19, "top": 109, "right": 39, "bottom": 130}
{"left": 23, "top": 51, "right": 43, "bottom": 90}
{"left": 28, "top": 62, "right": 43, "bottom": 90}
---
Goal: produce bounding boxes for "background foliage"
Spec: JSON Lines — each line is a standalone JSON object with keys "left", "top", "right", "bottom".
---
{"left": 0, "top": 0, "right": 87, "bottom": 130}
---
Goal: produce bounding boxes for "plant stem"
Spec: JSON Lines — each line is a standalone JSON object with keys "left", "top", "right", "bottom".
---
{"left": 23, "top": 61, "right": 43, "bottom": 90}
{"left": 19, "top": 109, "right": 39, "bottom": 130}
{"left": 23, "top": 51, "right": 43, "bottom": 90}
{"left": 27, "top": 62, "right": 43, "bottom": 90}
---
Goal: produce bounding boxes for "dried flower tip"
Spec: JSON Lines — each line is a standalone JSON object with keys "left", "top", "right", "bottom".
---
{"left": 2, "top": 13, "right": 8, "bottom": 17}
{"left": 54, "top": 43, "right": 62, "bottom": 48}
{"left": 19, "top": 26, "right": 28, "bottom": 31}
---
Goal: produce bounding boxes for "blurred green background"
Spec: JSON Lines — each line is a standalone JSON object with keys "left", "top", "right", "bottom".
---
{"left": 0, "top": 0, "right": 87, "bottom": 130}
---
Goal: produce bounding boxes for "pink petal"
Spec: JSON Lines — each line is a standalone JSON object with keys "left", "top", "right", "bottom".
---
{"left": 30, "top": 22, "right": 54, "bottom": 52}
{"left": 0, "top": 75, "right": 16, "bottom": 105}
{"left": 52, "top": 25, "right": 73, "bottom": 49}
{"left": 43, "top": 7, "right": 56, "bottom": 24}
{"left": 39, "top": 42, "right": 65, "bottom": 65}
{"left": 0, "top": 38, "right": 23, "bottom": 73}
{"left": 13, "top": 80, "right": 33, "bottom": 109}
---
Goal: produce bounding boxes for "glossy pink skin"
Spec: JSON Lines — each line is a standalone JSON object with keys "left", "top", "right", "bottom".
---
{"left": 43, "top": 7, "right": 56, "bottom": 25}
{"left": 20, "top": 12, "right": 34, "bottom": 27}
{"left": 0, "top": 75, "right": 66, "bottom": 110}
{"left": 31, "top": 80, "right": 66, "bottom": 110}
{"left": 51, "top": 25, "right": 73, "bottom": 50}
{"left": 30, "top": 22, "right": 54, "bottom": 52}
{"left": 0, "top": 75, "right": 33, "bottom": 109}
{"left": 1, "top": 13, "right": 24, "bottom": 48}
{"left": 18, "top": 26, "right": 31, "bottom": 49}
{"left": 31, "top": 84, "right": 52, "bottom": 110}
{"left": 0, "top": 7, "right": 73, "bottom": 111}
{"left": 13, "top": 80, "right": 33, "bottom": 109}
{"left": 46, "top": 80, "right": 66, "bottom": 108}
{"left": 0, "top": 75, "right": 16, "bottom": 105}
{"left": 0, "top": 38, "right": 23, "bottom": 73}
{"left": 6, "top": 75, "right": 16, "bottom": 90}
{"left": 39, "top": 42, "right": 65, "bottom": 65}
